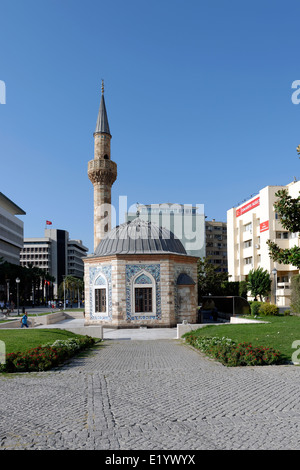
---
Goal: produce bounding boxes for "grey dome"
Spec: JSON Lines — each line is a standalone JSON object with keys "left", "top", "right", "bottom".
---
{"left": 94, "top": 218, "right": 187, "bottom": 256}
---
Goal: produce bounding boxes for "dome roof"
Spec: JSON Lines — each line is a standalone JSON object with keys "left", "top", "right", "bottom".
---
{"left": 94, "top": 218, "right": 187, "bottom": 256}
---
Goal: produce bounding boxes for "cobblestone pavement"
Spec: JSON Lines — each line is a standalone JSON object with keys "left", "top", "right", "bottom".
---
{"left": 1, "top": 339, "right": 300, "bottom": 450}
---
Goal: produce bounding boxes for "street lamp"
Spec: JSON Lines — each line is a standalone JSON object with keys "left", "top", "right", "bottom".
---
{"left": 272, "top": 268, "right": 277, "bottom": 305}
{"left": 63, "top": 277, "right": 66, "bottom": 311}
{"left": 16, "top": 277, "right": 20, "bottom": 316}
{"left": 6, "top": 279, "right": 9, "bottom": 307}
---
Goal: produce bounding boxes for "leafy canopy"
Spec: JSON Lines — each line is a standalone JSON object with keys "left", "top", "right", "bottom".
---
{"left": 247, "top": 267, "right": 271, "bottom": 301}
{"left": 267, "top": 147, "right": 300, "bottom": 268}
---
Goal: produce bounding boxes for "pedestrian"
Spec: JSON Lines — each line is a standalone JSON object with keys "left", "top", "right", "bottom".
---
{"left": 21, "top": 312, "right": 29, "bottom": 328}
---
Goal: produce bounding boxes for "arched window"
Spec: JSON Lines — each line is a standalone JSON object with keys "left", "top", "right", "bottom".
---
{"left": 132, "top": 271, "right": 156, "bottom": 314}
{"left": 94, "top": 274, "right": 107, "bottom": 314}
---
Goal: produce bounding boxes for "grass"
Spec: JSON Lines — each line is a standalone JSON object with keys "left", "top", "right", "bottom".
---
{"left": 185, "top": 315, "right": 300, "bottom": 362}
{"left": 0, "top": 329, "right": 86, "bottom": 354}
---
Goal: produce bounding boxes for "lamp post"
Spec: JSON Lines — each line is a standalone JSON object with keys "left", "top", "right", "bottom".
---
{"left": 16, "top": 277, "right": 20, "bottom": 316}
{"left": 6, "top": 280, "right": 9, "bottom": 309}
{"left": 63, "top": 277, "right": 66, "bottom": 311}
{"left": 272, "top": 268, "right": 277, "bottom": 305}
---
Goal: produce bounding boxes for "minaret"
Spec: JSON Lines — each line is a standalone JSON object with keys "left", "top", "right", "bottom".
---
{"left": 88, "top": 81, "right": 117, "bottom": 252}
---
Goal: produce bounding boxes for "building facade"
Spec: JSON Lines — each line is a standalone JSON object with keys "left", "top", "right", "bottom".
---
{"left": 84, "top": 219, "right": 198, "bottom": 327}
{"left": 227, "top": 180, "right": 300, "bottom": 306}
{"left": 68, "top": 239, "right": 89, "bottom": 278}
{"left": 20, "top": 229, "right": 88, "bottom": 295}
{"left": 0, "top": 192, "right": 25, "bottom": 265}
{"left": 205, "top": 219, "right": 227, "bottom": 273}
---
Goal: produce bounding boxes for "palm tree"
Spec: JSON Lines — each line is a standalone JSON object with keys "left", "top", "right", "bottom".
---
{"left": 59, "top": 275, "right": 84, "bottom": 307}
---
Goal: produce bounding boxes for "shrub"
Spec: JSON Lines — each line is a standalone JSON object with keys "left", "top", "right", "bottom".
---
{"left": 250, "top": 301, "right": 262, "bottom": 316}
{"left": 0, "top": 335, "right": 96, "bottom": 373}
{"left": 259, "top": 303, "right": 279, "bottom": 316}
{"left": 284, "top": 309, "right": 291, "bottom": 316}
{"left": 184, "top": 334, "right": 284, "bottom": 366}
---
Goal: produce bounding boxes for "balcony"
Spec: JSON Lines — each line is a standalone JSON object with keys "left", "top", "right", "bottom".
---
{"left": 276, "top": 283, "right": 290, "bottom": 297}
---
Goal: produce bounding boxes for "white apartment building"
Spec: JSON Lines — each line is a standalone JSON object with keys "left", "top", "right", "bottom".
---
{"left": 0, "top": 192, "right": 25, "bottom": 265}
{"left": 227, "top": 180, "right": 300, "bottom": 307}
{"left": 205, "top": 219, "right": 227, "bottom": 273}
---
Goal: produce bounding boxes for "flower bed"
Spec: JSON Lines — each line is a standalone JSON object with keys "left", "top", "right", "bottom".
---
{"left": 184, "top": 334, "right": 284, "bottom": 366}
{"left": 0, "top": 335, "right": 96, "bottom": 373}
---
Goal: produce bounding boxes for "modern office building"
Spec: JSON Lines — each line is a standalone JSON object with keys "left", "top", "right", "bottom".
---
{"left": 227, "top": 180, "right": 300, "bottom": 306}
{"left": 20, "top": 229, "right": 88, "bottom": 295}
{"left": 0, "top": 192, "right": 26, "bottom": 265}
{"left": 205, "top": 219, "right": 228, "bottom": 272}
{"left": 126, "top": 203, "right": 206, "bottom": 259}
{"left": 68, "top": 238, "right": 89, "bottom": 278}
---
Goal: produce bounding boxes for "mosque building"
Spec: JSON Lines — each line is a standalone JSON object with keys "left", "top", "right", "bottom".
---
{"left": 83, "top": 84, "right": 198, "bottom": 328}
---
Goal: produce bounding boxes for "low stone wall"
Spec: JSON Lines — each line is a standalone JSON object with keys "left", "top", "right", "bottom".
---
{"left": 0, "top": 318, "right": 35, "bottom": 329}
{"left": 176, "top": 323, "right": 208, "bottom": 338}
{"left": 0, "top": 312, "right": 66, "bottom": 329}
{"left": 61, "top": 326, "right": 103, "bottom": 339}
{"left": 229, "top": 316, "right": 269, "bottom": 324}
{"left": 36, "top": 311, "right": 66, "bottom": 325}
{"left": 177, "top": 316, "right": 269, "bottom": 338}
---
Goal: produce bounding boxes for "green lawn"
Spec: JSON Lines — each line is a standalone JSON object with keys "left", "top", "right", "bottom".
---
{"left": 187, "top": 315, "right": 300, "bottom": 362}
{"left": 0, "top": 329, "right": 84, "bottom": 354}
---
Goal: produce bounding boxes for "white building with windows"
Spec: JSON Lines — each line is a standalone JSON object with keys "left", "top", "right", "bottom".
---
{"left": 126, "top": 203, "right": 205, "bottom": 259}
{"left": 0, "top": 192, "right": 25, "bottom": 265}
{"left": 227, "top": 180, "right": 300, "bottom": 307}
{"left": 20, "top": 229, "right": 88, "bottom": 295}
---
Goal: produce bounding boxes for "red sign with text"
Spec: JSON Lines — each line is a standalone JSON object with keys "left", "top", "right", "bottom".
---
{"left": 236, "top": 197, "right": 260, "bottom": 217}
{"left": 260, "top": 220, "right": 269, "bottom": 233}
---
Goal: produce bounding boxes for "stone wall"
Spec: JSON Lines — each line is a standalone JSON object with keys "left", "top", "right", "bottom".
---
{"left": 84, "top": 254, "right": 198, "bottom": 328}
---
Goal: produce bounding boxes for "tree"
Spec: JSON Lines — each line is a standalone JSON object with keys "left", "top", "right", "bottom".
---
{"left": 197, "top": 258, "right": 228, "bottom": 302}
{"left": 291, "top": 275, "right": 300, "bottom": 313}
{"left": 247, "top": 267, "right": 271, "bottom": 301}
{"left": 267, "top": 146, "right": 300, "bottom": 268}
{"left": 58, "top": 275, "right": 84, "bottom": 305}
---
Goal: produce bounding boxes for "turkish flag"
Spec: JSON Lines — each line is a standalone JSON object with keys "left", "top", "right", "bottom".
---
{"left": 46, "top": 220, "right": 52, "bottom": 225}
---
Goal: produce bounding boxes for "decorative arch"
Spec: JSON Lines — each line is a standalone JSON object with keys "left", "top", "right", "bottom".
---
{"left": 131, "top": 269, "right": 156, "bottom": 315}
{"left": 93, "top": 273, "right": 108, "bottom": 315}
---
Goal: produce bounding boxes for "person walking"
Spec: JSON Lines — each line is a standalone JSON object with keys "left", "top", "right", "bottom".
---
{"left": 21, "top": 312, "right": 29, "bottom": 328}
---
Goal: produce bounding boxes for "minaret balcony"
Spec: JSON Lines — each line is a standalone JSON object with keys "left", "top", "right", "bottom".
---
{"left": 88, "top": 158, "right": 117, "bottom": 185}
{"left": 88, "top": 159, "right": 117, "bottom": 173}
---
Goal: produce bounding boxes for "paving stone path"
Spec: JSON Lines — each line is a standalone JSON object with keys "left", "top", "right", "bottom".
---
{"left": 0, "top": 339, "right": 300, "bottom": 450}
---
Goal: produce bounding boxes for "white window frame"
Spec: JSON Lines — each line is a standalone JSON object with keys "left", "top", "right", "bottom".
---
{"left": 93, "top": 274, "right": 108, "bottom": 316}
{"left": 131, "top": 270, "right": 156, "bottom": 316}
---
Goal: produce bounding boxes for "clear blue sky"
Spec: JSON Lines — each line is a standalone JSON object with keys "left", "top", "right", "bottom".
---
{"left": 1, "top": 0, "right": 299, "bottom": 253}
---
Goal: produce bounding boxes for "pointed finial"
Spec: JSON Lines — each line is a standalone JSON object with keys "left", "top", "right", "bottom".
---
{"left": 101, "top": 79, "right": 104, "bottom": 95}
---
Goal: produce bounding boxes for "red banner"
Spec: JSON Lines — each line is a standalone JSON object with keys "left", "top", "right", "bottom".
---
{"left": 236, "top": 197, "right": 260, "bottom": 217}
{"left": 260, "top": 220, "right": 269, "bottom": 232}
{"left": 46, "top": 220, "right": 52, "bottom": 225}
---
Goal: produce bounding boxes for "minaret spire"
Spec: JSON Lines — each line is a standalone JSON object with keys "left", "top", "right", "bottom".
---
{"left": 95, "top": 79, "right": 111, "bottom": 135}
{"left": 88, "top": 82, "right": 117, "bottom": 251}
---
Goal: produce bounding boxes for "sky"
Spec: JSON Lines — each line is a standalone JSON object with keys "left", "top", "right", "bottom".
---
{"left": 0, "top": 0, "right": 300, "bottom": 254}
